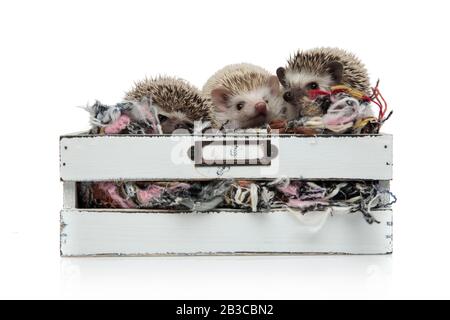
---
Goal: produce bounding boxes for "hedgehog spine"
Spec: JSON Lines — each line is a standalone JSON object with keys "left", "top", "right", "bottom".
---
{"left": 125, "top": 76, "right": 214, "bottom": 133}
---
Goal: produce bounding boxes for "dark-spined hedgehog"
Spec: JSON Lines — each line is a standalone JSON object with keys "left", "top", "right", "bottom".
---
{"left": 125, "top": 76, "right": 214, "bottom": 133}
{"left": 276, "top": 48, "right": 371, "bottom": 117}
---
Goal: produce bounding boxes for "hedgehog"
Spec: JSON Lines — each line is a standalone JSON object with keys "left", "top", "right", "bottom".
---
{"left": 202, "top": 63, "right": 296, "bottom": 129}
{"left": 276, "top": 48, "right": 371, "bottom": 117}
{"left": 125, "top": 76, "right": 214, "bottom": 133}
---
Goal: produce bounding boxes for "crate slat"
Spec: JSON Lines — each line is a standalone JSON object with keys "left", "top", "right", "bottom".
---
{"left": 60, "top": 134, "right": 393, "bottom": 181}
{"left": 60, "top": 209, "right": 393, "bottom": 256}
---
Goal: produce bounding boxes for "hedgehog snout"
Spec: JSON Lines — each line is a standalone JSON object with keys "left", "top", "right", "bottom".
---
{"left": 254, "top": 102, "right": 267, "bottom": 115}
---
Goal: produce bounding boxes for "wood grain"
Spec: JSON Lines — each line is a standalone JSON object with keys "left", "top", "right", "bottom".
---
{"left": 60, "top": 209, "right": 393, "bottom": 256}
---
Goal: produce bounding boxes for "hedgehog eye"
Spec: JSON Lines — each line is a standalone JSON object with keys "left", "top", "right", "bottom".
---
{"left": 158, "top": 114, "right": 168, "bottom": 122}
{"left": 283, "top": 91, "right": 293, "bottom": 102}
{"left": 308, "top": 82, "right": 319, "bottom": 90}
{"left": 176, "top": 122, "right": 191, "bottom": 130}
{"left": 236, "top": 102, "right": 245, "bottom": 110}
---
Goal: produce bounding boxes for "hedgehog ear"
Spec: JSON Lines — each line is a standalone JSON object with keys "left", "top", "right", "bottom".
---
{"left": 327, "top": 61, "right": 344, "bottom": 83}
{"left": 268, "top": 76, "right": 281, "bottom": 95}
{"left": 211, "top": 87, "right": 231, "bottom": 111}
{"left": 276, "top": 67, "right": 288, "bottom": 88}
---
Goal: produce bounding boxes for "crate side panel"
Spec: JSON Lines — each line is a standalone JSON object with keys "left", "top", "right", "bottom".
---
{"left": 60, "top": 135, "right": 392, "bottom": 181}
{"left": 61, "top": 209, "right": 392, "bottom": 256}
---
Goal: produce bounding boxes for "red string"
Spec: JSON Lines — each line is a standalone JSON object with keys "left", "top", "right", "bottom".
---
{"left": 371, "top": 90, "right": 384, "bottom": 120}
{"left": 370, "top": 86, "right": 388, "bottom": 120}
{"left": 378, "top": 89, "right": 388, "bottom": 119}
{"left": 306, "top": 83, "right": 388, "bottom": 122}
{"left": 308, "top": 89, "right": 331, "bottom": 100}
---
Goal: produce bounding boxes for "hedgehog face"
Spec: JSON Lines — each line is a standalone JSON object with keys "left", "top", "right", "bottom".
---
{"left": 211, "top": 87, "right": 269, "bottom": 129}
{"left": 157, "top": 110, "right": 193, "bottom": 134}
{"left": 211, "top": 77, "right": 283, "bottom": 129}
{"left": 277, "top": 70, "right": 334, "bottom": 115}
{"left": 276, "top": 62, "right": 344, "bottom": 117}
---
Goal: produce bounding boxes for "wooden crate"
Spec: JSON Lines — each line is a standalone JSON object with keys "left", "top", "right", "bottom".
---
{"left": 60, "top": 133, "right": 393, "bottom": 256}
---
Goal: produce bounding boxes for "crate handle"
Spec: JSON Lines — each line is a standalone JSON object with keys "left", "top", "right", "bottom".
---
{"left": 188, "top": 139, "right": 278, "bottom": 167}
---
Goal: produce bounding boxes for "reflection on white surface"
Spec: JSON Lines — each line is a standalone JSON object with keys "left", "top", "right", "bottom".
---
{"left": 60, "top": 255, "right": 392, "bottom": 299}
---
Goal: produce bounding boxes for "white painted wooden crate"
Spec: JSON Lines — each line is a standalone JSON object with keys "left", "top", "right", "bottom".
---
{"left": 60, "top": 133, "right": 393, "bottom": 256}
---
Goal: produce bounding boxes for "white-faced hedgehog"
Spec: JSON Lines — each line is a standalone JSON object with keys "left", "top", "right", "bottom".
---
{"left": 125, "top": 76, "right": 214, "bottom": 133}
{"left": 202, "top": 63, "right": 295, "bottom": 129}
{"left": 276, "top": 48, "right": 370, "bottom": 117}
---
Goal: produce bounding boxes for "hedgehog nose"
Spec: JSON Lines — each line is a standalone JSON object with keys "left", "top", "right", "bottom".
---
{"left": 255, "top": 102, "right": 267, "bottom": 115}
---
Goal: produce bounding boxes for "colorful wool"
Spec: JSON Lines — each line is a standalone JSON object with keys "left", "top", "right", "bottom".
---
{"left": 270, "top": 83, "right": 391, "bottom": 134}
{"left": 84, "top": 99, "right": 162, "bottom": 135}
{"left": 104, "top": 114, "right": 131, "bottom": 134}
{"left": 78, "top": 179, "right": 395, "bottom": 224}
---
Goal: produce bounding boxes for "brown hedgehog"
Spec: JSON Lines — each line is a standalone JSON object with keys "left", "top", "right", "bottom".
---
{"left": 276, "top": 48, "right": 370, "bottom": 117}
{"left": 125, "top": 76, "right": 214, "bottom": 133}
{"left": 203, "top": 63, "right": 296, "bottom": 129}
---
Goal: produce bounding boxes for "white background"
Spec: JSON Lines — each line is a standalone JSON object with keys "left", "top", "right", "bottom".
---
{"left": 0, "top": 0, "right": 449, "bottom": 299}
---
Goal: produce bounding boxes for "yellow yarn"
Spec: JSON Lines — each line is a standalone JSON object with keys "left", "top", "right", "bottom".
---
{"left": 353, "top": 117, "right": 378, "bottom": 130}
{"left": 331, "top": 85, "right": 367, "bottom": 100}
